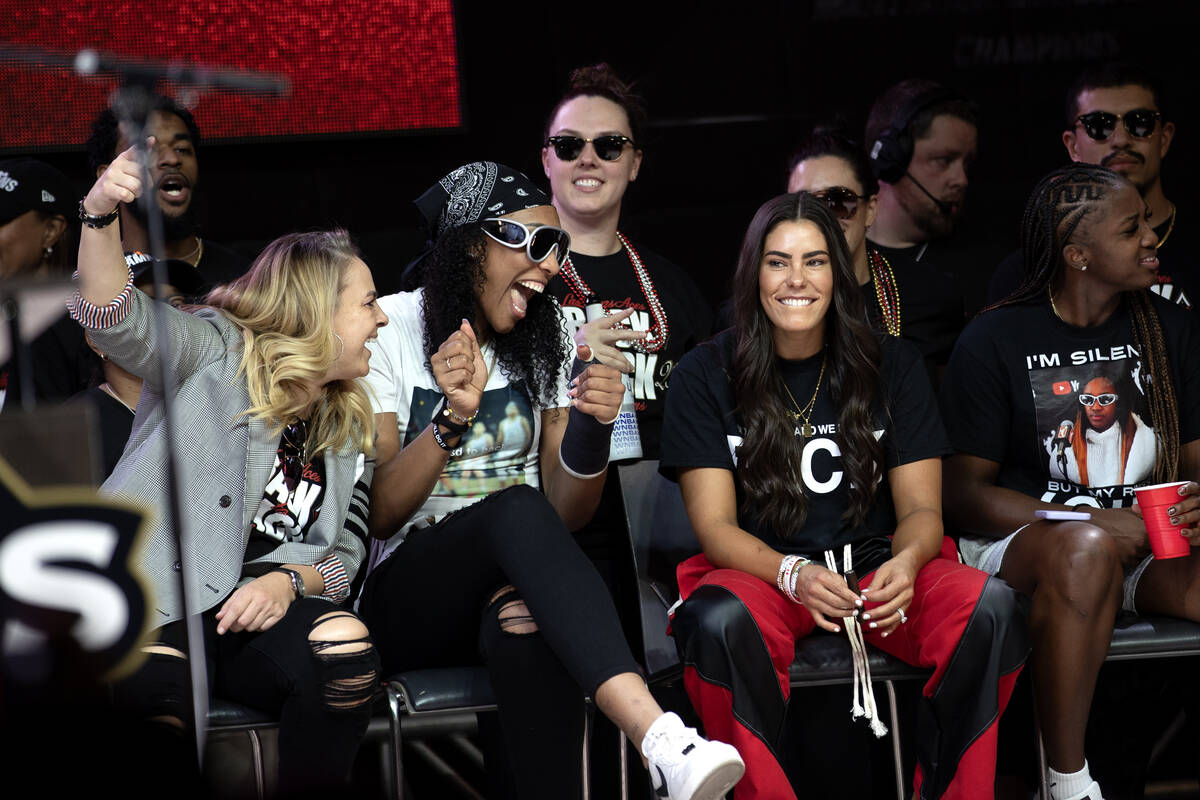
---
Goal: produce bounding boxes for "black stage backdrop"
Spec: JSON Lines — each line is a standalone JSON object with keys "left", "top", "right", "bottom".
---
{"left": 7, "top": 0, "right": 1193, "bottom": 313}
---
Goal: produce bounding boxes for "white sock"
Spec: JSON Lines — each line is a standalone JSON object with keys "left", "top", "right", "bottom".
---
{"left": 1048, "top": 760, "right": 1101, "bottom": 800}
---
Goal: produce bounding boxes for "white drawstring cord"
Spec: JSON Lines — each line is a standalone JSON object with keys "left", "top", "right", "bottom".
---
{"left": 825, "top": 544, "right": 888, "bottom": 738}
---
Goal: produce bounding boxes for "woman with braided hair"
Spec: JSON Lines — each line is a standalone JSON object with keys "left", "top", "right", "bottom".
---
{"left": 941, "top": 163, "right": 1200, "bottom": 800}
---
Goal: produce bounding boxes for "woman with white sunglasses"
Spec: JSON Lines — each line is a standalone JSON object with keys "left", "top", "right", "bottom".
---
{"left": 356, "top": 162, "right": 744, "bottom": 800}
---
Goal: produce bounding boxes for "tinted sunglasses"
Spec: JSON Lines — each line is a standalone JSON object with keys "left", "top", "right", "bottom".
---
{"left": 1074, "top": 109, "right": 1161, "bottom": 141}
{"left": 481, "top": 218, "right": 571, "bottom": 263}
{"left": 810, "top": 186, "right": 869, "bottom": 221}
{"left": 545, "top": 134, "right": 635, "bottom": 162}
{"left": 1079, "top": 393, "right": 1118, "bottom": 407}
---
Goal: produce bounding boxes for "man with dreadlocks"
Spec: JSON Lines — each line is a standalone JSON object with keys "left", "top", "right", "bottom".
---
{"left": 940, "top": 164, "right": 1200, "bottom": 800}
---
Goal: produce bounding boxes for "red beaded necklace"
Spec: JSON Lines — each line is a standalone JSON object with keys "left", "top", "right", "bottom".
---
{"left": 867, "top": 248, "right": 902, "bottom": 337}
{"left": 558, "top": 231, "right": 669, "bottom": 353}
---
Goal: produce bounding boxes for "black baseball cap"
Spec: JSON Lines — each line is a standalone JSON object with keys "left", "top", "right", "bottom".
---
{"left": 0, "top": 158, "right": 76, "bottom": 225}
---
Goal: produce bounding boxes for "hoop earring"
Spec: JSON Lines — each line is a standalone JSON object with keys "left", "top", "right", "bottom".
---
{"left": 333, "top": 333, "right": 344, "bottom": 359}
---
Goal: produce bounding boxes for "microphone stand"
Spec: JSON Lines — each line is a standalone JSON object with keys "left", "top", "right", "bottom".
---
{"left": 83, "top": 51, "right": 287, "bottom": 769}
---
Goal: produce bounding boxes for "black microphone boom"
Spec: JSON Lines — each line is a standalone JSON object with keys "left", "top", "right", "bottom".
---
{"left": 903, "top": 172, "right": 955, "bottom": 217}
{"left": 74, "top": 49, "right": 289, "bottom": 95}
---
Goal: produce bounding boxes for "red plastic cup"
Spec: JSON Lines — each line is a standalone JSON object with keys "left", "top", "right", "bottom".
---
{"left": 1134, "top": 481, "right": 1192, "bottom": 559}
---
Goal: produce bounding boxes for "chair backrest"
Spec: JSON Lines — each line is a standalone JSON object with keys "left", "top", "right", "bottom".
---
{"left": 617, "top": 460, "right": 702, "bottom": 681}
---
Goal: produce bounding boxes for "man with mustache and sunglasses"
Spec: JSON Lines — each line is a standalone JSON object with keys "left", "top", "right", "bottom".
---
{"left": 863, "top": 79, "right": 981, "bottom": 385}
{"left": 988, "top": 63, "right": 1194, "bottom": 310}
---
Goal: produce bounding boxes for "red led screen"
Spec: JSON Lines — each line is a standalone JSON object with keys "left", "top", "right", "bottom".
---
{"left": 0, "top": 0, "right": 461, "bottom": 151}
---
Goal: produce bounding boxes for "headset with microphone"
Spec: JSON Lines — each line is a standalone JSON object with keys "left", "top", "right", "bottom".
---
{"left": 868, "top": 87, "right": 967, "bottom": 216}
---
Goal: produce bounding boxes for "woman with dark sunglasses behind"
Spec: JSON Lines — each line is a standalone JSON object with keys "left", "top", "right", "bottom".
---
{"left": 786, "top": 127, "right": 901, "bottom": 338}
{"left": 357, "top": 162, "right": 744, "bottom": 800}
{"left": 941, "top": 164, "right": 1200, "bottom": 800}
{"left": 660, "top": 191, "right": 1025, "bottom": 800}
{"left": 541, "top": 64, "right": 713, "bottom": 458}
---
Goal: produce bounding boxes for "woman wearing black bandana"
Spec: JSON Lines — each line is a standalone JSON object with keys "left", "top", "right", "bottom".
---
{"left": 357, "top": 162, "right": 744, "bottom": 800}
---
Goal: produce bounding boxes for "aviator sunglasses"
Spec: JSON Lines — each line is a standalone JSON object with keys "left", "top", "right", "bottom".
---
{"left": 1079, "top": 393, "right": 1118, "bottom": 407}
{"left": 545, "top": 134, "right": 635, "bottom": 162}
{"left": 809, "top": 186, "right": 869, "bottom": 221}
{"left": 481, "top": 218, "right": 571, "bottom": 263}
{"left": 1074, "top": 109, "right": 1162, "bottom": 141}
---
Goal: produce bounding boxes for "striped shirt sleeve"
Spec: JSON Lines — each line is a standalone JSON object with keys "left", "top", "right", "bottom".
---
{"left": 67, "top": 267, "right": 136, "bottom": 329}
{"left": 313, "top": 553, "right": 350, "bottom": 604}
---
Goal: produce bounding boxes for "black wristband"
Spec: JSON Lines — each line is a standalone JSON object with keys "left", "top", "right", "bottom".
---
{"left": 431, "top": 422, "right": 461, "bottom": 452}
{"left": 559, "top": 406, "right": 613, "bottom": 479}
{"left": 79, "top": 198, "right": 120, "bottom": 229}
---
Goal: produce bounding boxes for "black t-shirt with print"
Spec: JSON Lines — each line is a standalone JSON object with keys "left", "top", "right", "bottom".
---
{"left": 660, "top": 329, "right": 949, "bottom": 569}
{"left": 940, "top": 294, "right": 1200, "bottom": 510}
{"left": 867, "top": 240, "right": 966, "bottom": 383}
{"left": 549, "top": 242, "right": 713, "bottom": 459}
{"left": 244, "top": 433, "right": 327, "bottom": 562}
{"left": 986, "top": 206, "right": 1198, "bottom": 311}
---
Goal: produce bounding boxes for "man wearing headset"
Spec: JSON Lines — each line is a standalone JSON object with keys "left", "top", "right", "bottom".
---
{"left": 987, "top": 62, "right": 1193, "bottom": 310}
{"left": 864, "top": 79, "right": 980, "bottom": 385}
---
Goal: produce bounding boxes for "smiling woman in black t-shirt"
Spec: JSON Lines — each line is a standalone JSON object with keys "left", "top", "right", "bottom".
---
{"left": 660, "top": 192, "right": 1026, "bottom": 800}
{"left": 942, "top": 164, "right": 1200, "bottom": 800}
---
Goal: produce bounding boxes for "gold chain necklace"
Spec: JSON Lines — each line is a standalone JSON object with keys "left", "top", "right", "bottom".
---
{"left": 1156, "top": 204, "right": 1177, "bottom": 250}
{"left": 782, "top": 353, "right": 827, "bottom": 439}
{"left": 1049, "top": 289, "right": 1066, "bottom": 322}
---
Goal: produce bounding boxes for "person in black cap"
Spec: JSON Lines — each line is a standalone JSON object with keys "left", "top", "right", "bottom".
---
{"left": 358, "top": 161, "right": 745, "bottom": 800}
{"left": 0, "top": 157, "right": 78, "bottom": 280}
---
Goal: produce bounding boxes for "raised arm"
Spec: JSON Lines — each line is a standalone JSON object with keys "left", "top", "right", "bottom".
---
{"left": 79, "top": 143, "right": 144, "bottom": 305}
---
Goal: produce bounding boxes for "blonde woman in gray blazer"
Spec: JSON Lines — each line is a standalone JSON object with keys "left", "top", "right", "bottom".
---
{"left": 73, "top": 142, "right": 389, "bottom": 793}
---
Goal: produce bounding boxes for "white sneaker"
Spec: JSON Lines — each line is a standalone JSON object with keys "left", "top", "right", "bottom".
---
{"left": 1062, "top": 781, "right": 1104, "bottom": 800}
{"left": 641, "top": 712, "right": 745, "bottom": 800}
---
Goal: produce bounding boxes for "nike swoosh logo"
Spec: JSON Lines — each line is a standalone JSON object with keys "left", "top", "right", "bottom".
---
{"left": 654, "top": 765, "right": 669, "bottom": 798}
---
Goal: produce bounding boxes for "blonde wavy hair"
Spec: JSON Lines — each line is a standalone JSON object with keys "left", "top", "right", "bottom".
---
{"left": 206, "top": 229, "right": 375, "bottom": 459}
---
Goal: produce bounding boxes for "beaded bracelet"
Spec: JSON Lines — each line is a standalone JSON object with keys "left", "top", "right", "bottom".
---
{"left": 777, "top": 555, "right": 800, "bottom": 596}
{"left": 786, "top": 557, "right": 813, "bottom": 603}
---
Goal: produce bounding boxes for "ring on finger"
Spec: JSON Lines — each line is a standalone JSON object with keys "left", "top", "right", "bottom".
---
{"left": 898, "top": 608, "right": 908, "bottom": 624}
{"left": 445, "top": 357, "right": 453, "bottom": 370}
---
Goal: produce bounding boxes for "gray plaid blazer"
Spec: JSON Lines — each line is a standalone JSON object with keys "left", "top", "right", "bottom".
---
{"left": 89, "top": 289, "right": 371, "bottom": 625}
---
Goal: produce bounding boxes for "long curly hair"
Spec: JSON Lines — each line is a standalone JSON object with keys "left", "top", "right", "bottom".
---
{"left": 205, "top": 229, "right": 375, "bottom": 458}
{"left": 418, "top": 221, "right": 568, "bottom": 410}
{"left": 730, "top": 192, "right": 884, "bottom": 536}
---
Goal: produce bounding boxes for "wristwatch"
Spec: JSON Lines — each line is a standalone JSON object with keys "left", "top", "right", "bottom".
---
{"left": 274, "top": 567, "right": 306, "bottom": 600}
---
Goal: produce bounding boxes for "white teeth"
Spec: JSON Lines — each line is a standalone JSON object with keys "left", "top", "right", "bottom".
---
{"left": 517, "top": 280, "right": 544, "bottom": 293}
{"left": 574, "top": 178, "right": 600, "bottom": 188}
{"left": 780, "top": 298, "right": 814, "bottom": 307}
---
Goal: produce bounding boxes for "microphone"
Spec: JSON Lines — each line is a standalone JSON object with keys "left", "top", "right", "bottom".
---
{"left": 1053, "top": 420, "right": 1074, "bottom": 455}
{"left": 74, "top": 49, "right": 290, "bottom": 96}
{"left": 903, "top": 172, "right": 956, "bottom": 217}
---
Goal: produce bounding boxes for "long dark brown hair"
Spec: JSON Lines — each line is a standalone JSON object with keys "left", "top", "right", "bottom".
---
{"left": 730, "top": 193, "right": 884, "bottom": 536}
{"left": 988, "top": 164, "right": 1179, "bottom": 483}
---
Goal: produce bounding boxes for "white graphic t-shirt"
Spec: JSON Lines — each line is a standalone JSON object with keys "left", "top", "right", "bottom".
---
{"left": 364, "top": 290, "right": 571, "bottom": 565}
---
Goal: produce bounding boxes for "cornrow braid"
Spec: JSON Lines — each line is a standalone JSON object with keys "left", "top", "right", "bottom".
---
{"left": 989, "top": 164, "right": 1180, "bottom": 483}
{"left": 987, "top": 164, "right": 1126, "bottom": 311}
{"left": 1128, "top": 291, "right": 1180, "bottom": 482}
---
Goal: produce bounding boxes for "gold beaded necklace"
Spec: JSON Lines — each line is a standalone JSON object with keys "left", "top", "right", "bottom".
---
{"left": 782, "top": 353, "right": 827, "bottom": 439}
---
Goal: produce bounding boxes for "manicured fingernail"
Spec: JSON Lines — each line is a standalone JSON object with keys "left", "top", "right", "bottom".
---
{"left": 869, "top": 622, "right": 877, "bottom": 629}
{"left": 1171, "top": 517, "right": 1180, "bottom": 525}
{"left": 882, "top": 631, "right": 889, "bottom": 638}
{"left": 1168, "top": 506, "right": 1176, "bottom": 515}
{"left": 862, "top": 612, "right": 871, "bottom": 620}
{"left": 832, "top": 626, "right": 840, "bottom": 633}
{"left": 855, "top": 598, "right": 863, "bottom": 607}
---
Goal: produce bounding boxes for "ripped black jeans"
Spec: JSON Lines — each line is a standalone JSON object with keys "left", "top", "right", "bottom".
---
{"left": 113, "top": 597, "right": 379, "bottom": 795}
{"left": 358, "top": 484, "right": 640, "bottom": 800}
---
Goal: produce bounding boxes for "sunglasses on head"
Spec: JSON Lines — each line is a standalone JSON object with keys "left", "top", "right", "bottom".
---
{"left": 545, "top": 134, "right": 635, "bottom": 162}
{"left": 1079, "top": 393, "right": 1118, "bottom": 407}
{"left": 1074, "top": 109, "right": 1161, "bottom": 141}
{"left": 480, "top": 218, "right": 571, "bottom": 263}
{"left": 809, "top": 186, "right": 868, "bottom": 221}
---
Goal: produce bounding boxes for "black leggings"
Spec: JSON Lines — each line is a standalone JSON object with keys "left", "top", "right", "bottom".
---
{"left": 357, "top": 484, "right": 640, "bottom": 800}
{"left": 114, "top": 597, "right": 379, "bottom": 796}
